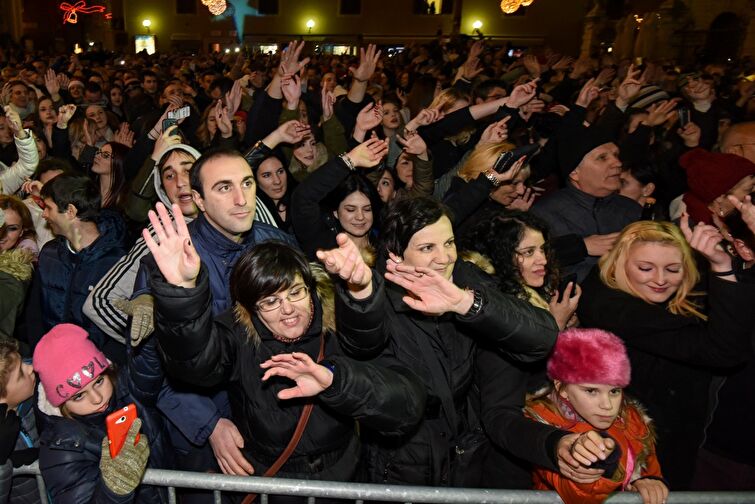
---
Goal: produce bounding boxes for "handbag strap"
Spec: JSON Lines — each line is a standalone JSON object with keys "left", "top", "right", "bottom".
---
{"left": 241, "top": 332, "right": 327, "bottom": 504}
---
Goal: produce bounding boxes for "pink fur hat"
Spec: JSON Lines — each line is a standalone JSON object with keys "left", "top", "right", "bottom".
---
{"left": 547, "top": 328, "right": 631, "bottom": 387}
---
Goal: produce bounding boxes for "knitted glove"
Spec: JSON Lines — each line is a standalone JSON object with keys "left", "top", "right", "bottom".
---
{"left": 0, "top": 404, "right": 20, "bottom": 464}
{"left": 113, "top": 294, "right": 154, "bottom": 347}
{"left": 100, "top": 418, "right": 150, "bottom": 495}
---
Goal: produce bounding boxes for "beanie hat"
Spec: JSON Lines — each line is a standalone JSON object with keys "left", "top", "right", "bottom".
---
{"left": 33, "top": 324, "right": 110, "bottom": 407}
{"left": 557, "top": 125, "right": 616, "bottom": 182}
{"left": 627, "top": 85, "right": 670, "bottom": 111}
{"left": 677, "top": 72, "right": 701, "bottom": 90}
{"left": 681, "top": 148, "right": 755, "bottom": 224}
{"left": 547, "top": 328, "right": 631, "bottom": 387}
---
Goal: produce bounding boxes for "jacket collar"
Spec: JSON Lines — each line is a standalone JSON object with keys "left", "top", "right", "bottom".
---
{"left": 191, "top": 212, "right": 249, "bottom": 253}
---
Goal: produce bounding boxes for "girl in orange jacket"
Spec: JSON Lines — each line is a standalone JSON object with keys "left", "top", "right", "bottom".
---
{"left": 525, "top": 328, "right": 669, "bottom": 504}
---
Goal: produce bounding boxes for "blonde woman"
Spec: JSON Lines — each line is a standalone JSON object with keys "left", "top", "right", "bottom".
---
{"left": 577, "top": 218, "right": 755, "bottom": 490}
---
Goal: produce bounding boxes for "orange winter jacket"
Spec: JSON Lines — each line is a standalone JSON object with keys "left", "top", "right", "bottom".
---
{"left": 525, "top": 395, "right": 663, "bottom": 504}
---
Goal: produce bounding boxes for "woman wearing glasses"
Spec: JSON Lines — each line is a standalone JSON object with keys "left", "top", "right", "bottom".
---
{"left": 145, "top": 203, "right": 425, "bottom": 501}
{"left": 90, "top": 142, "right": 129, "bottom": 210}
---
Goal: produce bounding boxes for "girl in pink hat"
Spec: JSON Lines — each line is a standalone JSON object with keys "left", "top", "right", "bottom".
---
{"left": 525, "top": 328, "right": 668, "bottom": 504}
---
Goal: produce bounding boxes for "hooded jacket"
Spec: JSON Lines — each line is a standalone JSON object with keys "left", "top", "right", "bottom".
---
{"left": 151, "top": 261, "right": 426, "bottom": 478}
{"left": 27, "top": 210, "right": 128, "bottom": 352}
{"left": 36, "top": 337, "right": 171, "bottom": 504}
{"left": 0, "top": 394, "right": 40, "bottom": 504}
{"left": 0, "top": 249, "right": 34, "bottom": 338}
{"left": 0, "top": 130, "right": 38, "bottom": 196}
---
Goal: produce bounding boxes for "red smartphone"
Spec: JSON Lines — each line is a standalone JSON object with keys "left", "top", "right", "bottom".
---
{"left": 105, "top": 404, "right": 140, "bottom": 458}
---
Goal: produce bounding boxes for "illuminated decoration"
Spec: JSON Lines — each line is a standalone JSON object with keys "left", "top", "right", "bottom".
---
{"left": 201, "top": 0, "right": 212, "bottom": 4}
{"left": 60, "top": 1, "right": 107, "bottom": 24}
{"left": 104, "top": 12, "right": 111, "bottom": 19}
{"left": 211, "top": 0, "right": 258, "bottom": 43}
{"left": 135, "top": 34, "right": 156, "bottom": 55}
{"left": 206, "top": 0, "right": 227, "bottom": 15}
{"left": 499, "top": 0, "right": 536, "bottom": 14}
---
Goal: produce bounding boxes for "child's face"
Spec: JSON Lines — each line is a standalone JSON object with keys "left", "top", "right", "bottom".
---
{"left": 558, "top": 382, "right": 623, "bottom": 430}
{"left": 2, "top": 356, "right": 36, "bottom": 409}
{"left": 64, "top": 374, "right": 113, "bottom": 416}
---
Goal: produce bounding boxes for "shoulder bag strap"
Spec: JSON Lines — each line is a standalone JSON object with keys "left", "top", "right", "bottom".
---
{"left": 242, "top": 332, "right": 327, "bottom": 504}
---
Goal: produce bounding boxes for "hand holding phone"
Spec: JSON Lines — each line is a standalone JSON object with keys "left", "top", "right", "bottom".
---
{"left": 677, "top": 107, "right": 691, "bottom": 128}
{"left": 557, "top": 273, "right": 578, "bottom": 303}
{"left": 106, "top": 404, "right": 140, "bottom": 458}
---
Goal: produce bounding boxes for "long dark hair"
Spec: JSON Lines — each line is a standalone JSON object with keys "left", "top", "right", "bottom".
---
{"left": 252, "top": 155, "right": 298, "bottom": 230}
{"left": 460, "top": 210, "right": 559, "bottom": 300}
{"left": 324, "top": 172, "right": 383, "bottom": 235}
{"left": 93, "top": 142, "right": 129, "bottom": 209}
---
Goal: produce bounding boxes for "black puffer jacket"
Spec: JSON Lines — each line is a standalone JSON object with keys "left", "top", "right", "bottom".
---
{"left": 36, "top": 338, "right": 172, "bottom": 504}
{"left": 151, "top": 263, "right": 426, "bottom": 479}
{"left": 360, "top": 260, "right": 559, "bottom": 486}
{"left": 578, "top": 268, "right": 755, "bottom": 489}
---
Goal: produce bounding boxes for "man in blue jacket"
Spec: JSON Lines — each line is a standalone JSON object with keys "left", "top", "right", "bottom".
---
{"left": 26, "top": 174, "right": 127, "bottom": 363}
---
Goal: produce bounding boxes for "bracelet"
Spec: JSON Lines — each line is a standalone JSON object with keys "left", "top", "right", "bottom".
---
{"left": 711, "top": 269, "right": 736, "bottom": 277}
{"left": 352, "top": 76, "right": 368, "bottom": 83}
{"left": 339, "top": 153, "right": 356, "bottom": 171}
{"left": 483, "top": 170, "right": 501, "bottom": 187}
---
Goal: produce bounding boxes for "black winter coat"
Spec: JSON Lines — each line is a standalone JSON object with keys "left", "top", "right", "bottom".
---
{"left": 360, "top": 260, "right": 559, "bottom": 486}
{"left": 151, "top": 265, "right": 426, "bottom": 479}
{"left": 36, "top": 338, "right": 172, "bottom": 504}
{"left": 578, "top": 268, "right": 755, "bottom": 489}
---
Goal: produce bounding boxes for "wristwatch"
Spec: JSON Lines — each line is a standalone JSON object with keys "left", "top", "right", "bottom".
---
{"left": 483, "top": 170, "right": 501, "bottom": 187}
{"left": 339, "top": 153, "right": 356, "bottom": 171}
{"left": 463, "top": 289, "right": 484, "bottom": 317}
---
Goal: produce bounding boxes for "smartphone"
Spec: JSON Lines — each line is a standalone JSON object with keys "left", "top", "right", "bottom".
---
{"left": 677, "top": 107, "right": 691, "bottom": 128}
{"left": 106, "top": 404, "right": 140, "bottom": 458}
{"left": 168, "top": 105, "right": 191, "bottom": 120}
{"left": 162, "top": 118, "right": 179, "bottom": 136}
{"left": 557, "top": 273, "right": 578, "bottom": 303}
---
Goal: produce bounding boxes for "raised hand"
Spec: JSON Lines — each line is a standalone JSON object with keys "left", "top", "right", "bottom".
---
{"left": 680, "top": 212, "right": 733, "bottom": 274}
{"left": 354, "top": 102, "right": 383, "bottom": 141}
{"left": 405, "top": 107, "right": 444, "bottom": 131}
{"left": 519, "top": 98, "right": 545, "bottom": 121}
{"left": 507, "top": 79, "right": 539, "bottom": 109}
{"left": 82, "top": 119, "right": 95, "bottom": 146}
{"left": 143, "top": 202, "right": 200, "bottom": 288}
{"left": 576, "top": 78, "right": 600, "bottom": 109}
{"left": 347, "top": 137, "right": 388, "bottom": 168}
{"left": 350, "top": 44, "right": 381, "bottom": 83}
{"left": 281, "top": 73, "right": 302, "bottom": 110}
{"left": 316, "top": 233, "right": 373, "bottom": 298}
{"left": 727, "top": 194, "right": 755, "bottom": 235}
{"left": 321, "top": 87, "right": 335, "bottom": 122}
{"left": 44, "top": 68, "right": 60, "bottom": 98}
{"left": 3, "top": 107, "right": 26, "bottom": 139}
{"left": 151, "top": 125, "right": 182, "bottom": 162}
{"left": 271, "top": 119, "right": 310, "bottom": 147}
{"left": 548, "top": 282, "right": 581, "bottom": 330}
{"left": 478, "top": 116, "right": 511, "bottom": 146}
{"left": 278, "top": 41, "right": 310, "bottom": 78}
{"left": 583, "top": 232, "right": 619, "bottom": 257}
{"left": 225, "top": 78, "right": 243, "bottom": 115}
{"left": 522, "top": 54, "right": 541, "bottom": 78}
{"left": 594, "top": 67, "right": 617, "bottom": 87}
{"left": 384, "top": 255, "right": 473, "bottom": 316}
{"left": 114, "top": 122, "right": 135, "bottom": 147}
{"left": 57, "top": 73, "right": 70, "bottom": 91}
{"left": 260, "top": 352, "right": 334, "bottom": 400}
{"left": 641, "top": 99, "right": 678, "bottom": 127}
{"left": 616, "top": 64, "right": 644, "bottom": 109}
{"left": 214, "top": 101, "right": 233, "bottom": 138}
{"left": 506, "top": 185, "right": 538, "bottom": 211}
{"left": 396, "top": 130, "right": 428, "bottom": 158}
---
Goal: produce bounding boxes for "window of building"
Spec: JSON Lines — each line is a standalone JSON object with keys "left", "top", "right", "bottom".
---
{"left": 176, "top": 0, "right": 197, "bottom": 15}
{"left": 258, "top": 0, "right": 279, "bottom": 15}
{"left": 413, "top": 0, "right": 451, "bottom": 15}
{"left": 340, "top": 0, "right": 361, "bottom": 15}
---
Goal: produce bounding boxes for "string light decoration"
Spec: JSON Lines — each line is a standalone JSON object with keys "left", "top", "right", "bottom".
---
{"left": 499, "top": 0, "right": 535, "bottom": 14}
{"left": 60, "top": 1, "right": 106, "bottom": 24}
{"left": 207, "top": 0, "right": 227, "bottom": 15}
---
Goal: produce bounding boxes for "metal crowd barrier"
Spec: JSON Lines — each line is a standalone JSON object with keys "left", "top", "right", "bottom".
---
{"left": 13, "top": 462, "right": 755, "bottom": 503}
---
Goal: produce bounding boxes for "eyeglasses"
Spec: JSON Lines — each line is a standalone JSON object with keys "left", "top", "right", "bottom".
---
{"left": 95, "top": 150, "right": 112, "bottom": 159}
{"left": 255, "top": 285, "right": 309, "bottom": 312}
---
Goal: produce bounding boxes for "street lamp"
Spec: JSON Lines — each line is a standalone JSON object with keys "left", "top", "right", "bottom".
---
{"left": 306, "top": 19, "right": 315, "bottom": 34}
{"left": 472, "top": 20, "right": 483, "bottom": 37}
{"left": 142, "top": 19, "right": 151, "bottom": 33}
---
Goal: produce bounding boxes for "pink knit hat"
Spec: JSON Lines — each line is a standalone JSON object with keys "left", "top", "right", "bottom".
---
{"left": 33, "top": 324, "right": 110, "bottom": 407}
{"left": 547, "top": 328, "right": 631, "bottom": 387}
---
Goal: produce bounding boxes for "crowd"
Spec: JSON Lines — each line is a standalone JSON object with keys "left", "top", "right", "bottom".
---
{"left": 0, "top": 34, "right": 754, "bottom": 504}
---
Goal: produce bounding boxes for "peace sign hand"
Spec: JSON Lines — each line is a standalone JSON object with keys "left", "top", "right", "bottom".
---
{"left": 143, "top": 202, "right": 201, "bottom": 288}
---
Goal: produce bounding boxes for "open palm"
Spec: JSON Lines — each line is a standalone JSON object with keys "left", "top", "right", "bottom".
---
{"left": 143, "top": 202, "right": 201, "bottom": 288}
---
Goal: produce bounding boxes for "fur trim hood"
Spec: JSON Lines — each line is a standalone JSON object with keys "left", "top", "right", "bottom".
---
{"left": 233, "top": 262, "right": 336, "bottom": 346}
{"left": 0, "top": 249, "right": 34, "bottom": 282}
